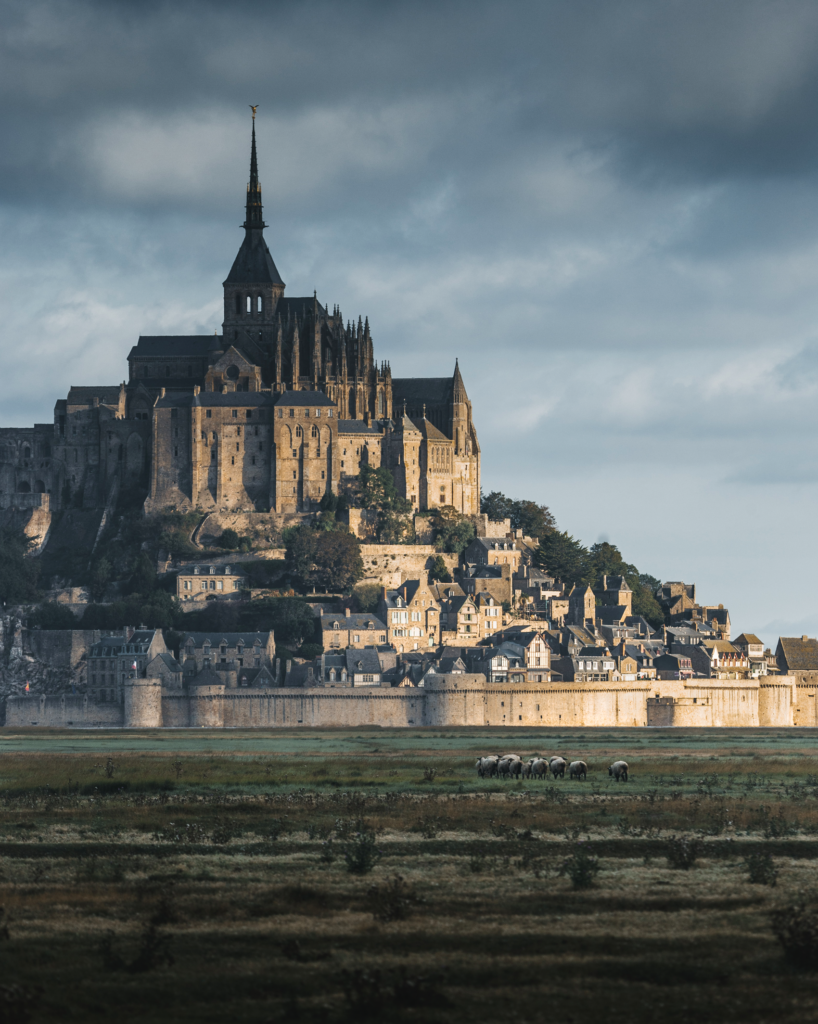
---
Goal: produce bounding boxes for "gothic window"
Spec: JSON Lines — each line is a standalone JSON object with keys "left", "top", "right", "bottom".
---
{"left": 246, "top": 295, "right": 252, "bottom": 313}
{"left": 311, "top": 425, "right": 318, "bottom": 437}
{"left": 257, "top": 296, "right": 262, "bottom": 313}
{"left": 295, "top": 426, "right": 302, "bottom": 438}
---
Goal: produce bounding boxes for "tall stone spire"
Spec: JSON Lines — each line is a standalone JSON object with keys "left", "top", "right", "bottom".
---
{"left": 245, "top": 108, "right": 264, "bottom": 230}
{"left": 222, "top": 108, "right": 285, "bottom": 348}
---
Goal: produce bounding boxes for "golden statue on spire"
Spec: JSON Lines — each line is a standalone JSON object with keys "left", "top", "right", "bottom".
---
{"left": 249, "top": 104, "right": 258, "bottom": 120}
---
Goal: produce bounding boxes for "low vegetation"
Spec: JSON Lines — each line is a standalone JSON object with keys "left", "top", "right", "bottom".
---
{"left": 0, "top": 729, "right": 816, "bottom": 1021}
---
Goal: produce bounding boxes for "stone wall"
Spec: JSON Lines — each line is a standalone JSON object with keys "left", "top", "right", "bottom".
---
{"left": 358, "top": 545, "right": 458, "bottom": 588}
{"left": 3, "top": 672, "right": 804, "bottom": 730}
{"left": 6, "top": 694, "right": 123, "bottom": 728}
{"left": 194, "top": 511, "right": 307, "bottom": 548}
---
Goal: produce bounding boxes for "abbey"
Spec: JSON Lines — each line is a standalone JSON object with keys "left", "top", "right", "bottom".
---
{"left": 0, "top": 118, "right": 480, "bottom": 517}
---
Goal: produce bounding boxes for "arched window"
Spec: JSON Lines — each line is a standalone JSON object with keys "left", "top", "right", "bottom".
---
{"left": 246, "top": 295, "right": 252, "bottom": 313}
{"left": 378, "top": 391, "right": 384, "bottom": 416}
{"left": 311, "top": 425, "right": 318, "bottom": 437}
{"left": 295, "top": 426, "right": 302, "bottom": 438}
{"left": 23, "top": 445, "right": 30, "bottom": 460}
{"left": 257, "top": 295, "right": 262, "bottom": 313}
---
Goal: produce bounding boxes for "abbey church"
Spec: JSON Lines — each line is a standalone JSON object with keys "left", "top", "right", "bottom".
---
{"left": 0, "top": 119, "right": 480, "bottom": 517}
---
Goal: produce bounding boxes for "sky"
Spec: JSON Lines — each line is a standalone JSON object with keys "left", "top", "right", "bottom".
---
{"left": 2, "top": 0, "right": 818, "bottom": 646}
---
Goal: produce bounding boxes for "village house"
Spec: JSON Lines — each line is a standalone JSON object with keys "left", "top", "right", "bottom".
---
{"left": 463, "top": 536, "right": 524, "bottom": 572}
{"left": 654, "top": 652, "right": 694, "bottom": 680}
{"left": 88, "top": 629, "right": 168, "bottom": 704}
{"left": 378, "top": 580, "right": 440, "bottom": 651}
{"left": 319, "top": 608, "right": 388, "bottom": 650}
{"left": 176, "top": 562, "right": 249, "bottom": 603}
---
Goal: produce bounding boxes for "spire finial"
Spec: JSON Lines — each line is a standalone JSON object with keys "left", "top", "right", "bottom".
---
{"left": 249, "top": 104, "right": 258, "bottom": 121}
{"left": 244, "top": 108, "right": 264, "bottom": 230}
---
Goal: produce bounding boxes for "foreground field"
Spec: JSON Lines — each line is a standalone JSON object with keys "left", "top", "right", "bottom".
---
{"left": 1, "top": 727, "right": 818, "bottom": 1022}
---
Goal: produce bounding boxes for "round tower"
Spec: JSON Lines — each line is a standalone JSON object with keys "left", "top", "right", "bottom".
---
{"left": 123, "top": 677, "right": 163, "bottom": 729}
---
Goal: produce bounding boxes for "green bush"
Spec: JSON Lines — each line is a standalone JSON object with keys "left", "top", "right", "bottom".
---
{"left": 342, "top": 829, "right": 382, "bottom": 875}
{"left": 665, "top": 836, "right": 700, "bottom": 870}
{"left": 219, "top": 528, "right": 241, "bottom": 550}
{"left": 559, "top": 844, "right": 600, "bottom": 889}
{"left": 745, "top": 851, "right": 778, "bottom": 886}
{"left": 28, "top": 602, "right": 78, "bottom": 630}
{"left": 772, "top": 900, "right": 818, "bottom": 970}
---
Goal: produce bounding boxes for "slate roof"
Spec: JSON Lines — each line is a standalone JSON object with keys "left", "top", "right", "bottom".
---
{"left": 90, "top": 631, "right": 158, "bottom": 656}
{"left": 392, "top": 377, "right": 453, "bottom": 407}
{"left": 778, "top": 637, "right": 818, "bottom": 671}
{"left": 275, "top": 390, "right": 335, "bottom": 407}
{"left": 734, "top": 633, "right": 763, "bottom": 646}
{"left": 320, "top": 614, "right": 386, "bottom": 631}
{"left": 345, "top": 648, "right": 382, "bottom": 675}
{"left": 66, "top": 386, "right": 122, "bottom": 406}
{"left": 338, "top": 420, "right": 382, "bottom": 435}
{"left": 128, "top": 336, "right": 223, "bottom": 359}
{"left": 223, "top": 233, "right": 284, "bottom": 286}
{"left": 156, "top": 392, "right": 274, "bottom": 409}
{"left": 578, "top": 646, "right": 611, "bottom": 658}
{"left": 181, "top": 632, "right": 270, "bottom": 648}
{"left": 154, "top": 653, "right": 182, "bottom": 672}
{"left": 409, "top": 416, "right": 448, "bottom": 440}
{"left": 178, "top": 564, "right": 249, "bottom": 577}
{"left": 276, "top": 297, "right": 326, "bottom": 319}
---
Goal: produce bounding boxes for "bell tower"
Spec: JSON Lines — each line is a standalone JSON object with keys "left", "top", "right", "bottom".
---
{"left": 222, "top": 108, "right": 285, "bottom": 354}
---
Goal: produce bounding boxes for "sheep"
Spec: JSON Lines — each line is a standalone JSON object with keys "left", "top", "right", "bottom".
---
{"left": 568, "top": 760, "right": 587, "bottom": 781}
{"left": 609, "top": 760, "right": 629, "bottom": 782}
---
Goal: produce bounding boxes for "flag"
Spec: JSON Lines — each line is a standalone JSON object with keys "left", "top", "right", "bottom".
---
{"left": 24, "top": 681, "right": 29, "bottom": 693}
{"left": 132, "top": 661, "right": 137, "bottom": 671}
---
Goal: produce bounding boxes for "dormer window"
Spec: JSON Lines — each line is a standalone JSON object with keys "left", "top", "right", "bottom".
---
{"left": 209, "top": 566, "right": 215, "bottom": 575}
{"left": 194, "top": 566, "right": 200, "bottom": 575}
{"left": 333, "top": 621, "right": 340, "bottom": 629}
{"left": 225, "top": 566, "right": 230, "bottom": 574}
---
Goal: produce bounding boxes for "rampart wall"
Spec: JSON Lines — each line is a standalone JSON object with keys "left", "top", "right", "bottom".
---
{"left": 3, "top": 674, "right": 801, "bottom": 729}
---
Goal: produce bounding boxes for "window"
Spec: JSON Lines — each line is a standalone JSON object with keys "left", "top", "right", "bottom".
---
{"left": 246, "top": 295, "right": 251, "bottom": 313}
{"left": 296, "top": 426, "right": 302, "bottom": 438}
{"left": 247, "top": 410, "right": 253, "bottom": 419}
{"left": 289, "top": 409, "right": 294, "bottom": 417}
{"left": 321, "top": 470, "right": 325, "bottom": 479}
{"left": 236, "top": 443, "right": 239, "bottom": 451}
{"left": 292, "top": 449, "right": 297, "bottom": 457}
{"left": 277, "top": 409, "right": 282, "bottom": 418}
{"left": 293, "top": 471, "right": 296, "bottom": 479}
{"left": 311, "top": 425, "right": 318, "bottom": 437}
{"left": 232, "top": 410, "right": 238, "bottom": 419}
{"left": 206, "top": 410, "right": 212, "bottom": 419}
{"left": 353, "top": 634, "right": 360, "bottom": 643}
{"left": 257, "top": 295, "right": 262, "bottom": 313}
{"left": 316, "top": 408, "right": 321, "bottom": 417}
{"left": 328, "top": 409, "right": 333, "bottom": 417}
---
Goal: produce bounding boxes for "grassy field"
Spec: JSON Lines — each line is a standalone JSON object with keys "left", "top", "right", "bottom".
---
{"left": 1, "top": 727, "right": 818, "bottom": 1022}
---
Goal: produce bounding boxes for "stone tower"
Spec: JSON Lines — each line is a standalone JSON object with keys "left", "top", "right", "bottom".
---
{"left": 221, "top": 112, "right": 286, "bottom": 365}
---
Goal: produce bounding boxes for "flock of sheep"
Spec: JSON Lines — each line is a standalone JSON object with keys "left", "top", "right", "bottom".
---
{"left": 475, "top": 754, "right": 629, "bottom": 782}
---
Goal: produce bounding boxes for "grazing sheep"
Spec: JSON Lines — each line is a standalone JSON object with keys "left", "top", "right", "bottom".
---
{"left": 476, "top": 756, "right": 499, "bottom": 778}
{"left": 609, "top": 760, "right": 629, "bottom": 782}
{"left": 568, "top": 760, "right": 587, "bottom": 781}
{"left": 507, "top": 759, "right": 522, "bottom": 779}
{"left": 530, "top": 758, "right": 549, "bottom": 780}
{"left": 521, "top": 761, "right": 533, "bottom": 779}
{"left": 549, "top": 756, "right": 567, "bottom": 779}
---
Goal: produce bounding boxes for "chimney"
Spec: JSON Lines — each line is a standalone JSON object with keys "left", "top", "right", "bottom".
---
{"left": 345, "top": 607, "right": 351, "bottom": 618}
{"left": 803, "top": 635, "right": 809, "bottom": 642}
{"left": 382, "top": 586, "right": 387, "bottom": 600}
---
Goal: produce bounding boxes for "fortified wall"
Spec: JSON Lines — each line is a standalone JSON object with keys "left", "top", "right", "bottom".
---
{"left": 4, "top": 673, "right": 799, "bottom": 729}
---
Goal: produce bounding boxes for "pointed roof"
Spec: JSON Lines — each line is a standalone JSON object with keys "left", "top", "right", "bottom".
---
{"left": 223, "top": 114, "right": 284, "bottom": 287}
{"left": 452, "top": 358, "right": 467, "bottom": 400}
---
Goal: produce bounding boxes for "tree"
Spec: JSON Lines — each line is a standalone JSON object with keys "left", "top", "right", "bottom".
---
{"left": 240, "top": 597, "right": 317, "bottom": 648}
{"left": 432, "top": 506, "right": 475, "bottom": 555}
{"left": 285, "top": 525, "right": 364, "bottom": 592}
{"left": 29, "top": 602, "right": 78, "bottom": 630}
{"left": 510, "top": 500, "right": 556, "bottom": 539}
{"left": 429, "top": 555, "right": 452, "bottom": 583}
{"left": 535, "top": 531, "right": 592, "bottom": 588}
{"left": 356, "top": 465, "right": 412, "bottom": 542}
{"left": 0, "top": 528, "right": 39, "bottom": 605}
{"left": 352, "top": 583, "right": 382, "bottom": 613}
{"left": 128, "top": 552, "right": 156, "bottom": 595}
{"left": 220, "top": 528, "right": 241, "bottom": 550}
{"left": 480, "top": 490, "right": 556, "bottom": 539}
{"left": 88, "top": 557, "right": 112, "bottom": 602}
{"left": 481, "top": 490, "right": 514, "bottom": 522}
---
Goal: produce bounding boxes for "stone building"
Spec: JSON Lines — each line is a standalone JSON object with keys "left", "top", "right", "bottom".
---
{"left": 176, "top": 563, "right": 249, "bottom": 603}
{"left": 0, "top": 115, "right": 480, "bottom": 520}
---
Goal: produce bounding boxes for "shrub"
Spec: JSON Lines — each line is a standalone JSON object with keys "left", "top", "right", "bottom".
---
{"left": 772, "top": 901, "right": 818, "bottom": 970}
{"left": 342, "top": 829, "right": 382, "bottom": 875}
{"left": 559, "top": 844, "right": 600, "bottom": 889}
{"left": 745, "top": 851, "right": 778, "bottom": 887}
{"left": 665, "top": 836, "right": 700, "bottom": 870}
{"left": 219, "top": 528, "right": 241, "bottom": 550}
{"left": 28, "top": 602, "right": 78, "bottom": 630}
{"left": 366, "top": 875, "right": 418, "bottom": 922}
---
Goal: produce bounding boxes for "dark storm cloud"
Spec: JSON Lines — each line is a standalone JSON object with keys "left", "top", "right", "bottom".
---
{"left": 4, "top": 0, "right": 818, "bottom": 642}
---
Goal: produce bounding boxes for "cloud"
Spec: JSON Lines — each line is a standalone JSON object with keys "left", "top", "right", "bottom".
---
{"left": 3, "top": 0, "right": 818, "bottom": 641}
